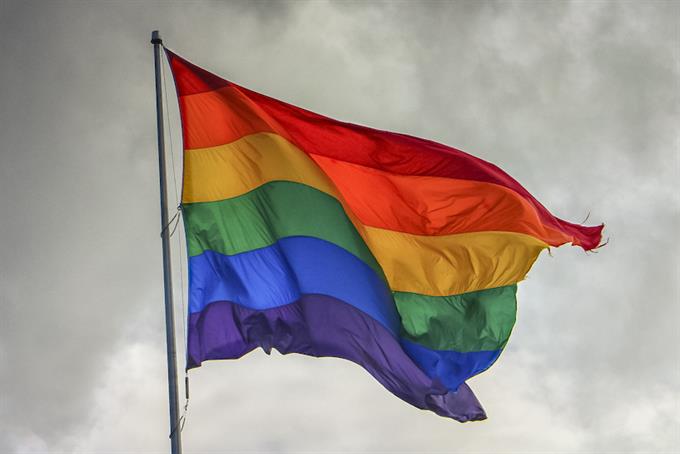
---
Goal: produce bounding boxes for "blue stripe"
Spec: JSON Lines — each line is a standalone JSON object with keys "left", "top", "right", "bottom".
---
{"left": 188, "top": 236, "right": 400, "bottom": 336}
{"left": 400, "top": 339, "right": 502, "bottom": 391}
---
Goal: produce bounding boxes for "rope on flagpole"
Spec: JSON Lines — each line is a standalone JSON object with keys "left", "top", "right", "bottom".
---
{"left": 159, "top": 205, "right": 182, "bottom": 239}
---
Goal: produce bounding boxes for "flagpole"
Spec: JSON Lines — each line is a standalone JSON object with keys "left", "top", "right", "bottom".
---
{"left": 151, "top": 30, "right": 183, "bottom": 454}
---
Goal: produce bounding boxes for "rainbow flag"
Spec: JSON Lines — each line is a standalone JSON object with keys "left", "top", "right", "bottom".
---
{"left": 166, "top": 49, "right": 603, "bottom": 422}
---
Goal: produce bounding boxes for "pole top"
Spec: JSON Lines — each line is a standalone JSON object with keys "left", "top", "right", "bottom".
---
{"left": 151, "top": 30, "right": 162, "bottom": 45}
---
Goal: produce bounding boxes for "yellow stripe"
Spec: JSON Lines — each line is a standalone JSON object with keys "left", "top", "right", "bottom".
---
{"left": 183, "top": 132, "right": 548, "bottom": 296}
{"left": 365, "top": 228, "right": 546, "bottom": 295}
{"left": 183, "top": 133, "right": 336, "bottom": 204}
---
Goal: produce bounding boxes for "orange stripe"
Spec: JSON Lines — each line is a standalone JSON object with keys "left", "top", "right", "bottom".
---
{"left": 175, "top": 81, "right": 602, "bottom": 250}
{"left": 310, "top": 154, "right": 573, "bottom": 244}
{"left": 179, "top": 85, "right": 283, "bottom": 150}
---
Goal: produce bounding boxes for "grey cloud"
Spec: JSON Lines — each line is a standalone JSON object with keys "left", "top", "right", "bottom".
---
{"left": 0, "top": 0, "right": 678, "bottom": 452}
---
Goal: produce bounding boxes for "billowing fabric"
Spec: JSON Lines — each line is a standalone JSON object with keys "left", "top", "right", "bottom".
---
{"left": 166, "top": 49, "right": 603, "bottom": 422}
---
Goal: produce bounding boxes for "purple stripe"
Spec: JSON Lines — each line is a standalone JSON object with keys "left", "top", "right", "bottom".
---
{"left": 187, "top": 295, "right": 487, "bottom": 422}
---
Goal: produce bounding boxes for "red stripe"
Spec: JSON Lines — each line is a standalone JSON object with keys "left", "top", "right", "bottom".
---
{"left": 166, "top": 48, "right": 229, "bottom": 96}
{"left": 167, "top": 50, "right": 603, "bottom": 250}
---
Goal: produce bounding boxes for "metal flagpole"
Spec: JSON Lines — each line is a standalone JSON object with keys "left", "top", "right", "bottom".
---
{"left": 151, "top": 30, "right": 183, "bottom": 454}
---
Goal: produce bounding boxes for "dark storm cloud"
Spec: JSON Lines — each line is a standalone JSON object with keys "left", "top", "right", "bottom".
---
{"left": 0, "top": 1, "right": 677, "bottom": 452}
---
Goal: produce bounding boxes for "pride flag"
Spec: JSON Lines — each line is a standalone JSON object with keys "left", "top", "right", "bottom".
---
{"left": 166, "top": 49, "right": 603, "bottom": 422}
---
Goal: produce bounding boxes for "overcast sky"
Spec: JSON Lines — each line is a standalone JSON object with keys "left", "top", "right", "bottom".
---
{"left": 0, "top": 1, "right": 678, "bottom": 452}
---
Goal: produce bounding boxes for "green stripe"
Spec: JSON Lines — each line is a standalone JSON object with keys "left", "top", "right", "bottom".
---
{"left": 394, "top": 285, "right": 517, "bottom": 353}
{"left": 182, "top": 180, "right": 386, "bottom": 281}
